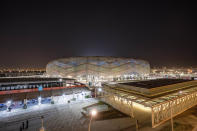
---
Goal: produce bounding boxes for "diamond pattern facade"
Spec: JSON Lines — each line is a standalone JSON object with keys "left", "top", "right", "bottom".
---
{"left": 46, "top": 56, "right": 150, "bottom": 83}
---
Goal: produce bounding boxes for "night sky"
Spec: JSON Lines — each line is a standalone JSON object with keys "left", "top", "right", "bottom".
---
{"left": 0, "top": 1, "right": 197, "bottom": 68}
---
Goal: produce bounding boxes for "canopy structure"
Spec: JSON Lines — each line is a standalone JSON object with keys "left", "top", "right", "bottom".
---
{"left": 101, "top": 79, "right": 197, "bottom": 128}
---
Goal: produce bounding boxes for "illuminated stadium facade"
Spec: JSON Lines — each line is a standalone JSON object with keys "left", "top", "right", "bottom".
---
{"left": 46, "top": 56, "right": 150, "bottom": 85}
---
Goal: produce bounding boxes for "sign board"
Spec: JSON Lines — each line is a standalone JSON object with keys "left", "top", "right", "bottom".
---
{"left": 38, "top": 85, "right": 43, "bottom": 91}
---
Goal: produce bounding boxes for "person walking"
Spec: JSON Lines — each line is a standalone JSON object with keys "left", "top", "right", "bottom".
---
{"left": 26, "top": 120, "right": 29, "bottom": 129}
{"left": 22, "top": 122, "right": 25, "bottom": 129}
{"left": 19, "top": 126, "right": 22, "bottom": 131}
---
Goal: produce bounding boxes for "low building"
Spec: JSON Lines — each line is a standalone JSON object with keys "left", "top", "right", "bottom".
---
{"left": 101, "top": 79, "right": 197, "bottom": 128}
{"left": 0, "top": 69, "right": 45, "bottom": 77}
{"left": 0, "top": 77, "right": 86, "bottom": 103}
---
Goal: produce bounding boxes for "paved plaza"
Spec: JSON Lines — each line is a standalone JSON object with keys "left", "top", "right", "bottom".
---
{"left": 0, "top": 98, "right": 99, "bottom": 131}
{"left": 0, "top": 98, "right": 136, "bottom": 131}
{"left": 1, "top": 97, "right": 197, "bottom": 131}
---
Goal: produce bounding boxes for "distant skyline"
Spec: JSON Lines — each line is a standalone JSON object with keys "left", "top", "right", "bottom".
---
{"left": 0, "top": 1, "right": 197, "bottom": 68}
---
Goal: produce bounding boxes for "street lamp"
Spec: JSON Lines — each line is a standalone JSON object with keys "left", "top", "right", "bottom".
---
{"left": 6, "top": 100, "right": 12, "bottom": 112}
{"left": 88, "top": 109, "right": 97, "bottom": 131}
{"left": 130, "top": 102, "right": 139, "bottom": 131}
{"left": 40, "top": 116, "right": 45, "bottom": 131}
{"left": 94, "top": 87, "right": 97, "bottom": 98}
{"left": 38, "top": 97, "right": 42, "bottom": 105}
{"left": 6, "top": 100, "right": 11, "bottom": 107}
{"left": 98, "top": 88, "right": 102, "bottom": 92}
{"left": 170, "top": 102, "right": 174, "bottom": 131}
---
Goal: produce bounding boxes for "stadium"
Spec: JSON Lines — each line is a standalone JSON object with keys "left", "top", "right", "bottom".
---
{"left": 46, "top": 56, "right": 150, "bottom": 86}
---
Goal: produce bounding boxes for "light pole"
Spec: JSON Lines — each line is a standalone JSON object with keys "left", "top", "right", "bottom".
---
{"left": 94, "top": 87, "right": 97, "bottom": 98}
{"left": 98, "top": 88, "right": 102, "bottom": 92}
{"left": 40, "top": 116, "right": 45, "bottom": 131}
{"left": 38, "top": 96, "right": 42, "bottom": 105}
{"left": 6, "top": 100, "right": 12, "bottom": 112}
{"left": 95, "top": 87, "right": 102, "bottom": 98}
{"left": 130, "top": 102, "right": 138, "bottom": 131}
{"left": 88, "top": 109, "right": 97, "bottom": 131}
{"left": 170, "top": 102, "right": 174, "bottom": 131}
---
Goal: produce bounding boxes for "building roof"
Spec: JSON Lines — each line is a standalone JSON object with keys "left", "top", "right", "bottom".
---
{"left": 103, "top": 79, "right": 197, "bottom": 107}
{"left": 0, "top": 77, "right": 74, "bottom": 84}
{"left": 120, "top": 79, "right": 191, "bottom": 89}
